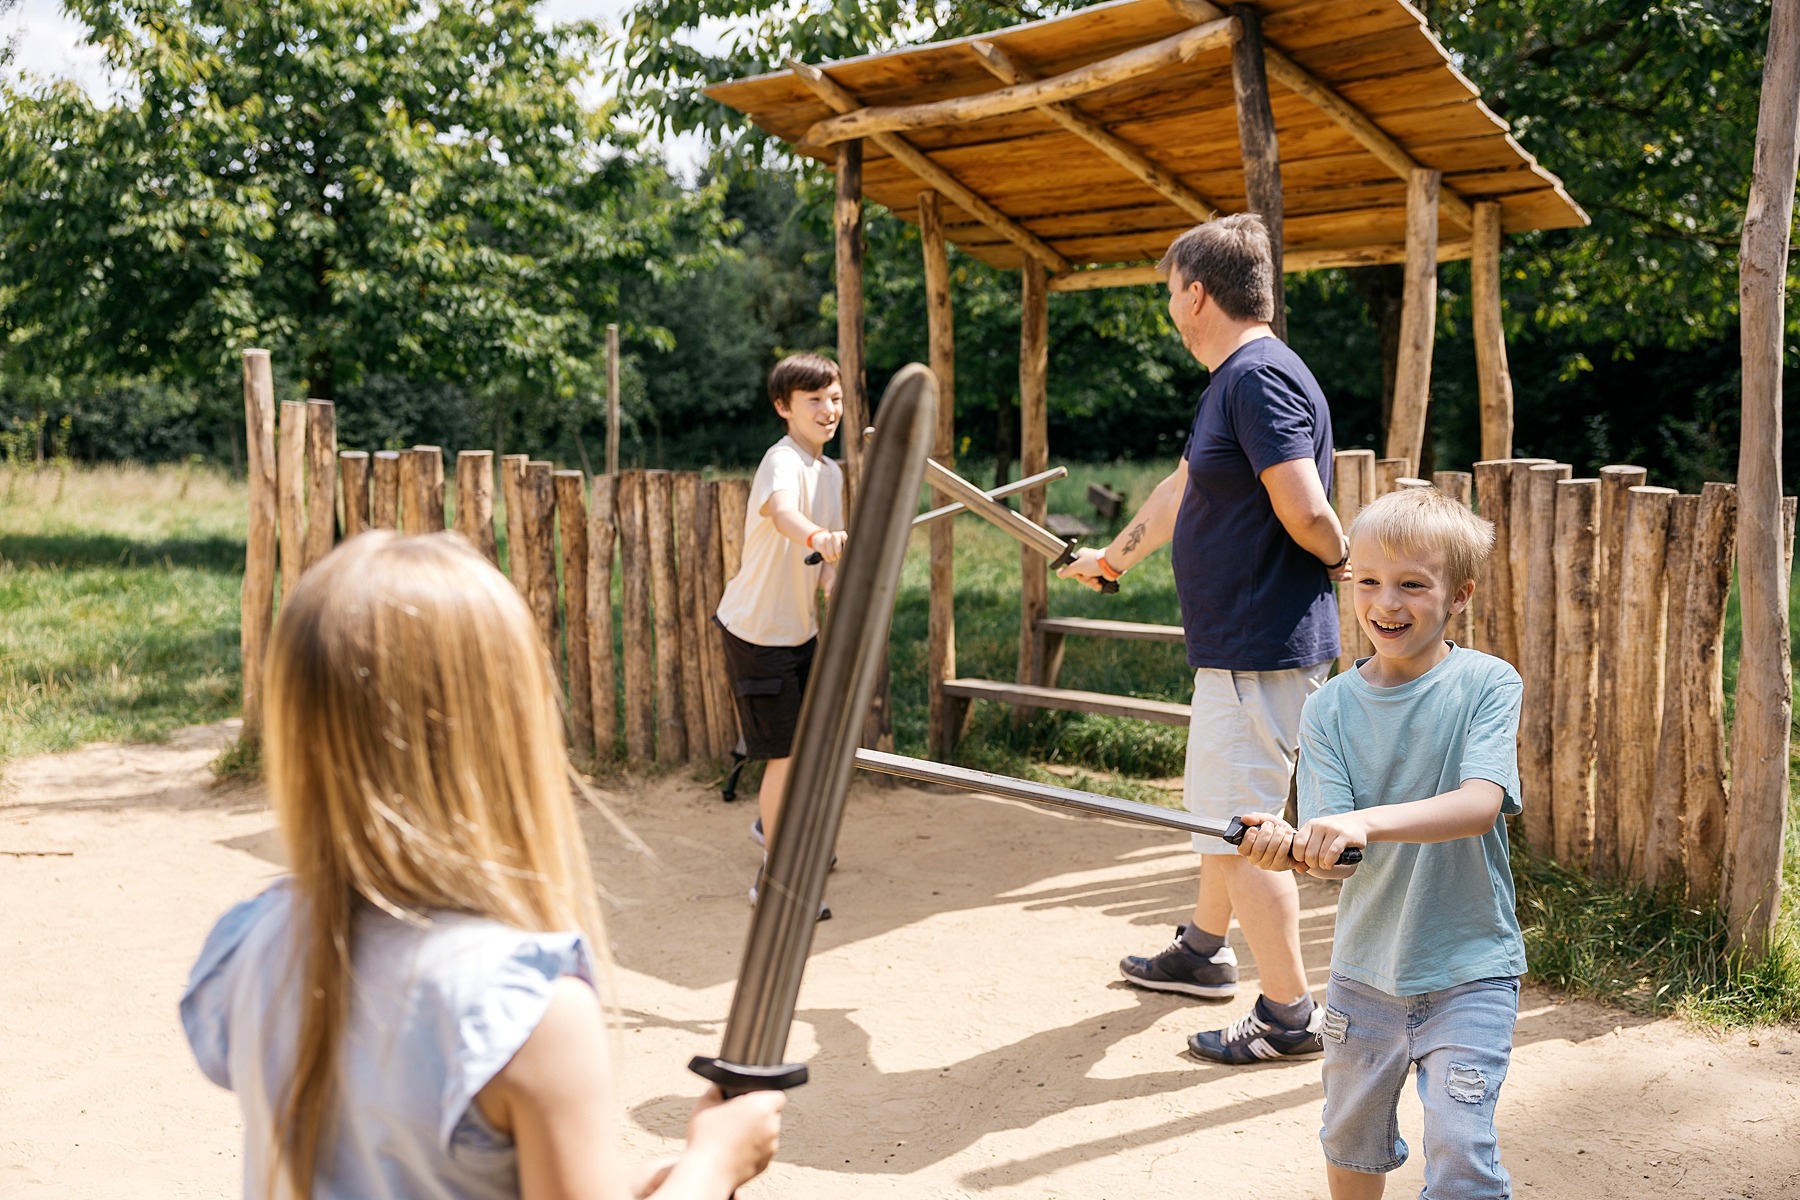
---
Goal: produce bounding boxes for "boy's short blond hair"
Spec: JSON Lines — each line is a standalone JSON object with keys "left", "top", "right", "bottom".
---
{"left": 1349, "top": 487, "right": 1495, "bottom": 587}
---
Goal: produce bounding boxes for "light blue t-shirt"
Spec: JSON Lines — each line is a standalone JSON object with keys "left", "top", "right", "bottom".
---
{"left": 180, "top": 880, "right": 593, "bottom": 1200}
{"left": 1299, "top": 645, "right": 1526, "bottom": 996}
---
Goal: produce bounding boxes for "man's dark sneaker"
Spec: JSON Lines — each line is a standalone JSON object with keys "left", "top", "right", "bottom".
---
{"left": 1186, "top": 995, "right": 1324, "bottom": 1064}
{"left": 1118, "top": 925, "right": 1239, "bottom": 999}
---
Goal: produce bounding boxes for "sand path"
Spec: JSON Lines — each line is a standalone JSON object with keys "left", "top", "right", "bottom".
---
{"left": 3, "top": 723, "right": 1797, "bottom": 1199}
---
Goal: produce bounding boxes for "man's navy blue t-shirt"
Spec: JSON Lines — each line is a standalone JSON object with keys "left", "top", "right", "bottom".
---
{"left": 1173, "top": 336, "right": 1339, "bottom": 671}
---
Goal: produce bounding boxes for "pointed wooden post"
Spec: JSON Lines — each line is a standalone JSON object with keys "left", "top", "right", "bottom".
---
{"left": 1646, "top": 493, "right": 1701, "bottom": 890}
{"left": 1551, "top": 478, "right": 1600, "bottom": 870}
{"left": 455, "top": 450, "right": 497, "bottom": 564}
{"left": 240, "top": 351, "right": 278, "bottom": 744}
{"left": 1592, "top": 463, "right": 1647, "bottom": 878}
{"left": 340, "top": 451, "right": 370, "bottom": 539}
{"left": 557, "top": 469, "right": 593, "bottom": 760}
{"left": 921, "top": 191, "right": 959, "bottom": 758}
{"left": 1015, "top": 259, "right": 1050, "bottom": 725}
{"left": 617, "top": 470, "right": 654, "bottom": 767}
{"left": 587, "top": 474, "right": 619, "bottom": 759}
{"left": 1386, "top": 168, "right": 1440, "bottom": 471}
{"left": 1615, "top": 485, "right": 1676, "bottom": 879}
{"left": 1518, "top": 461, "right": 1569, "bottom": 853}
{"left": 277, "top": 401, "right": 307, "bottom": 603}
{"left": 1728, "top": 0, "right": 1800, "bottom": 954}
{"left": 1332, "top": 449, "right": 1376, "bottom": 670}
{"left": 1685, "top": 483, "right": 1738, "bottom": 901}
{"left": 1231, "top": 3, "right": 1284, "bottom": 339}
{"left": 1471, "top": 202, "right": 1515, "bottom": 460}
{"left": 304, "top": 400, "right": 337, "bottom": 568}
{"left": 371, "top": 451, "right": 400, "bottom": 530}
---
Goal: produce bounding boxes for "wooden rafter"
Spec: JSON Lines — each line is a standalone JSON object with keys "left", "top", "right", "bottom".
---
{"left": 801, "top": 16, "right": 1239, "bottom": 147}
{"left": 788, "top": 58, "right": 1072, "bottom": 273}
{"left": 1167, "top": 0, "right": 1474, "bottom": 230}
{"left": 968, "top": 40, "right": 1219, "bottom": 224}
{"left": 1043, "top": 236, "right": 1479, "bottom": 291}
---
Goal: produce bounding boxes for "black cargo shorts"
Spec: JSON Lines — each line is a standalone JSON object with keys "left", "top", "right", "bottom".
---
{"left": 715, "top": 617, "right": 817, "bottom": 760}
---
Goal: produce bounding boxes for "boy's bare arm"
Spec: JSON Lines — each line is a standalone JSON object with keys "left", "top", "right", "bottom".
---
{"left": 764, "top": 490, "right": 846, "bottom": 562}
{"left": 1292, "top": 780, "right": 1506, "bottom": 873}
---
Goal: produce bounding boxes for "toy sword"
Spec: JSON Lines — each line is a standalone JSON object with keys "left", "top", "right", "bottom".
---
{"left": 805, "top": 465, "right": 1066, "bottom": 565}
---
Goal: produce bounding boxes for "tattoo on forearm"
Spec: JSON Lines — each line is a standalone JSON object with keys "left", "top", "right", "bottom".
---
{"left": 1121, "top": 523, "right": 1146, "bottom": 557}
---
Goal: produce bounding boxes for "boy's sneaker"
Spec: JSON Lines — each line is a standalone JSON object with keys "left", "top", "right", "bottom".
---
{"left": 1186, "top": 995, "right": 1325, "bottom": 1064}
{"left": 748, "top": 860, "right": 831, "bottom": 921}
{"left": 749, "top": 816, "right": 837, "bottom": 870}
{"left": 1118, "top": 925, "right": 1239, "bottom": 999}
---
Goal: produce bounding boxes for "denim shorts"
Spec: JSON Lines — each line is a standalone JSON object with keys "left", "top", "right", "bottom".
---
{"left": 1319, "top": 971, "right": 1520, "bottom": 1197}
{"left": 1182, "top": 663, "right": 1328, "bottom": 854}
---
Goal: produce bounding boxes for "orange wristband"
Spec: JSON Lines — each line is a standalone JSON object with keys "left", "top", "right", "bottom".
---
{"left": 1097, "top": 553, "right": 1123, "bottom": 581}
{"left": 806, "top": 529, "right": 821, "bottom": 550}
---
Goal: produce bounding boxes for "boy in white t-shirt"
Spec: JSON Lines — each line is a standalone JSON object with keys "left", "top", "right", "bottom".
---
{"left": 714, "top": 353, "right": 847, "bottom": 918}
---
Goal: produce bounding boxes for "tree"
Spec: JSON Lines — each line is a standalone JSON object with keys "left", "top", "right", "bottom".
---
{"left": 0, "top": 0, "right": 725, "bottom": 427}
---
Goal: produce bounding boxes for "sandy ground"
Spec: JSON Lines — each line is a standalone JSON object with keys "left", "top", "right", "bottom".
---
{"left": 3, "top": 723, "right": 1799, "bottom": 1199}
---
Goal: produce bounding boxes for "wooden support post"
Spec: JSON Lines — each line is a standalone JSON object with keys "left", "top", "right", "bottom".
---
{"left": 340, "top": 451, "right": 370, "bottom": 540}
{"left": 1471, "top": 461, "right": 1514, "bottom": 665}
{"left": 1230, "top": 4, "right": 1284, "bottom": 339}
{"left": 502, "top": 454, "right": 529, "bottom": 588}
{"left": 241, "top": 351, "right": 278, "bottom": 743}
{"left": 455, "top": 451, "right": 497, "bottom": 563}
{"left": 672, "top": 473, "right": 712, "bottom": 761}
{"left": 277, "top": 401, "right": 307, "bottom": 603}
{"left": 1683, "top": 482, "right": 1738, "bottom": 901}
{"left": 645, "top": 471, "right": 687, "bottom": 763}
{"left": 412, "top": 446, "right": 446, "bottom": 532}
{"left": 397, "top": 449, "right": 420, "bottom": 535}
{"left": 555, "top": 470, "right": 593, "bottom": 759}
{"left": 1592, "top": 463, "right": 1647, "bottom": 877}
{"left": 304, "top": 400, "right": 337, "bottom": 569}
{"left": 1332, "top": 449, "right": 1376, "bottom": 671}
{"left": 616, "top": 470, "right": 653, "bottom": 766}
{"left": 1727, "top": 0, "right": 1800, "bottom": 953}
{"left": 1435, "top": 468, "right": 1475, "bottom": 648}
{"left": 523, "top": 462, "right": 558, "bottom": 665}
{"left": 1518, "top": 462, "right": 1569, "bottom": 853}
{"left": 836, "top": 141, "right": 868, "bottom": 493}
{"left": 1472, "top": 202, "right": 1514, "bottom": 460}
{"left": 371, "top": 451, "right": 400, "bottom": 530}
{"left": 697, "top": 482, "right": 735, "bottom": 758}
{"left": 1613, "top": 486, "right": 1677, "bottom": 879}
{"left": 606, "top": 323, "right": 621, "bottom": 477}
{"left": 587, "top": 475, "right": 619, "bottom": 760}
{"left": 1551, "top": 478, "right": 1600, "bottom": 869}
{"left": 1505, "top": 458, "right": 1554, "bottom": 681}
{"left": 1386, "top": 168, "right": 1440, "bottom": 470}
{"left": 1646, "top": 494, "right": 1700, "bottom": 890}
{"left": 1375, "top": 457, "right": 1411, "bottom": 496}
{"left": 1016, "top": 260, "right": 1050, "bottom": 724}
{"left": 716, "top": 478, "right": 752, "bottom": 747}
{"left": 921, "top": 191, "right": 959, "bottom": 758}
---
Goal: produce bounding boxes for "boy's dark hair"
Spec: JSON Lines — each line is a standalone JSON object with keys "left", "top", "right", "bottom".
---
{"left": 1156, "top": 213, "right": 1276, "bottom": 323}
{"left": 768, "top": 353, "right": 841, "bottom": 409}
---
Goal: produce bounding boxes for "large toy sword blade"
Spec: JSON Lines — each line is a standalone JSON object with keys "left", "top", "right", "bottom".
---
{"left": 690, "top": 363, "right": 936, "bottom": 1097}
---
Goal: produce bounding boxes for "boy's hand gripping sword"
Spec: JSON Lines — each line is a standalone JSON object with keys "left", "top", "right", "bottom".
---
{"left": 689, "top": 364, "right": 936, "bottom": 1101}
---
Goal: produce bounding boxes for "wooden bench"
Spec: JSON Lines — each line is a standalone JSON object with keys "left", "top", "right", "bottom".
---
{"left": 1034, "top": 615, "right": 1186, "bottom": 690}
{"left": 939, "top": 678, "right": 1191, "bottom": 744}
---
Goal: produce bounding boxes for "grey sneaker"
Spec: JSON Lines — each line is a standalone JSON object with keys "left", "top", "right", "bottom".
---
{"left": 748, "top": 857, "right": 831, "bottom": 921}
{"left": 1187, "top": 996, "right": 1324, "bottom": 1064}
{"left": 1119, "top": 925, "right": 1239, "bottom": 999}
{"left": 750, "top": 816, "right": 836, "bottom": 870}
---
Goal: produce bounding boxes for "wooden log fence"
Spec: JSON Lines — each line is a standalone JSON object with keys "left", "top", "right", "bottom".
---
{"left": 235, "top": 359, "right": 1791, "bottom": 921}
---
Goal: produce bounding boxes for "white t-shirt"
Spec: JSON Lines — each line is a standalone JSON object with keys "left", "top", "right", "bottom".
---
{"left": 715, "top": 436, "right": 845, "bottom": 647}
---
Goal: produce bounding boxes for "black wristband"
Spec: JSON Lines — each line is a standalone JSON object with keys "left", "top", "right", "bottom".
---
{"left": 1324, "top": 538, "right": 1350, "bottom": 571}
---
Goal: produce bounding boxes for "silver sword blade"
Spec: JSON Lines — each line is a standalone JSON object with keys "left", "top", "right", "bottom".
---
{"left": 914, "top": 465, "right": 1066, "bottom": 528}
{"left": 697, "top": 365, "right": 936, "bottom": 1089}
{"left": 919, "top": 456, "right": 1072, "bottom": 563}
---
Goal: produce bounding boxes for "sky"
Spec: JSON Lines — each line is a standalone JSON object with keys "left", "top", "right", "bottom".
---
{"left": 0, "top": 0, "right": 717, "bottom": 177}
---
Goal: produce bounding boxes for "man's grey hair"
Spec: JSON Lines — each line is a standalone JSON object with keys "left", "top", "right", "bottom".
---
{"left": 1156, "top": 213, "right": 1276, "bottom": 323}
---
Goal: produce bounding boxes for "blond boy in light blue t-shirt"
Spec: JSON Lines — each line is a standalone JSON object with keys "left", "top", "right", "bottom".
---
{"left": 1234, "top": 487, "right": 1525, "bottom": 1200}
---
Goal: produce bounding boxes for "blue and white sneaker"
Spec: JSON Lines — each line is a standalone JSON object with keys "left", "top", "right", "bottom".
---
{"left": 1119, "top": 925, "right": 1239, "bottom": 999}
{"left": 748, "top": 856, "right": 831, "bottom": 921}
{"left": 750, "top": 816, "right": 836, "bottom": 870}
{"left": 1187, "top": 996, "right": 1324, "bottom": 1064}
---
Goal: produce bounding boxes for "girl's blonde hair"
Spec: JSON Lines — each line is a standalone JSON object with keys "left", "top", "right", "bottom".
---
{"left": 263, "top": 531, "right": 603, "bottom": 1197}
{"left": 1349, "top": 487, "right": 1496, "bottom": 586}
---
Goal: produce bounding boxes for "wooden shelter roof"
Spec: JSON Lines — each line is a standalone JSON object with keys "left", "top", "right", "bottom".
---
{"left": 706, "top": 0, "right": 1586, "bottom": 283}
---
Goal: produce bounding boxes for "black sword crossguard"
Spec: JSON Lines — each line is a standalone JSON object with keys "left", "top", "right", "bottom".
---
{"left": 1221, "top": 815, "right": 1363, "bottom": 865}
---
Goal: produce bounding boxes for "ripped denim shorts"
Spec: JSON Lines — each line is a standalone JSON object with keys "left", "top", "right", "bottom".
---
{"left": 1319, "top": 971, "right": 1520, "bottom": 1198}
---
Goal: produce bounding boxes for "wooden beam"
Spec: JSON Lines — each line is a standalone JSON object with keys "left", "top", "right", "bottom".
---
{"left": 789, "top": 59, "right": 1072, "bottom": 274}
{"left": 1231, "top": 4, "right": 1284, "bottom": 340}
{"left": 1471, "top": 202, "right": 1514, "bottom": 460}
{"left": 968, "top": 39, "right": 1219, "bottom": 223}
{"left": 1385, "top": 168, "right": 1440, "bottom": 471}
{"left": 836, "top": 140, "right": 868, "bottom": 492}
{"left": 1727, "top": 0, "right": 1800, "bottom": 955}
{"left": 1165, "top": 0, "right": 1474, "bottom": 230}
{"left": 1044, "top": 238, "right": 1479, "bottom": 291}
{"left": 1016, "top": 260, "right": 1050, "bottom": 724}
{"left": 921, "top": 191, "right": 959, "bottom": 760}
{"left": 802, "top": 17, "right": 1239, "bottom": 146}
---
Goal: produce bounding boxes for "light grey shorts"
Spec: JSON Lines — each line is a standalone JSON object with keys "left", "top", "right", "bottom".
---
{"left": 1183, "top": 662, "right": 1329, "bottom": 855}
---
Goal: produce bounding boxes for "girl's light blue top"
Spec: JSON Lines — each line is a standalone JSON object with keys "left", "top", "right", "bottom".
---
{"left": 180, "top": 879, "right": 592, "bottom": 1199}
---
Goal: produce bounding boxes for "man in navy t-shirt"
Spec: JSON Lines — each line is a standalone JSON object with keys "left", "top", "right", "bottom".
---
{"left": 1060, "top": 213, "right": 1349, "bottom": 1064}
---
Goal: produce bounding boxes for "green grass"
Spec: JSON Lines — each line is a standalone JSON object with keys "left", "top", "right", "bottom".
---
{"left": 0, "top": 464, "right": 247, "bottom": 762}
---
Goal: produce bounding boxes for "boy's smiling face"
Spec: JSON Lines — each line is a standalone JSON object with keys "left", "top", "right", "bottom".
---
{"left": 775, "top": 380, "right": 843, "bottom": 458}
{"left": 1350, "top": 531, "right": 1474, "bottom": 684}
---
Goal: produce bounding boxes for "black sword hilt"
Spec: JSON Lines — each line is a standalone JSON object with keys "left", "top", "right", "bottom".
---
{"left": 804, "top": 550, "right": 822, "bottom": 565}
{"left": 1050, "top": 537, "right": 1120, "bottom": 594}
{"left": 1221, "top": 815, "right": 1363, "bottom": 865}
{"left": 688, "top": 1055, "right": 810, "bottom": 1097}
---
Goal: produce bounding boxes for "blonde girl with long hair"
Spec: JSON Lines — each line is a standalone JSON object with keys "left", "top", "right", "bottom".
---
{"left": 181, "top": 532, "right": 783, "bottom": 1199}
